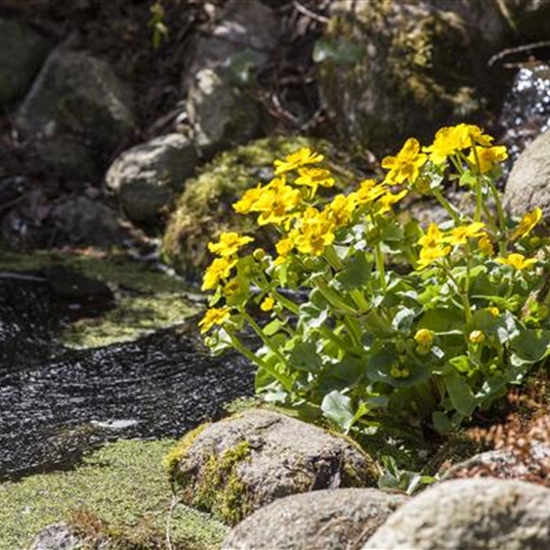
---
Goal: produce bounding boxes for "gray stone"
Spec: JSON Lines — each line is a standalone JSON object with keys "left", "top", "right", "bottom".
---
{"left": 364, "top": 478, "right": 550, "bottom": 550}
{"left": 50, "top": 196, "right": 126, "bottom": 246}
{"left": 167, "top": 408, "right": 378, "bottom": 526}
{"left": 504, "top": 130, "right": 550, "bottom": 220}
{"left": 35, "top": 138, "right": 99, "bottom": 183}
{"left": 28, "top": 523, "right": 86, "bottom": 550}
{"left": 317, "top": 0, "right": 512, "bottom": 154}
{"left": 16, "top": 49, "right": 135, "bottom": 161}
{"left": 182, "top": 0, "right": 279, "bottom": 92}
{"left": 105, "top": 133, "right": 198, "bottom": 221}
{"left": 0, "top": 18, "right": 53, "bottom": 105}
{"left": 187, "top": 67, "right": 260, "bottom": 155}
{"left": 222, "top": 488, "right": 408, "bottom": 550}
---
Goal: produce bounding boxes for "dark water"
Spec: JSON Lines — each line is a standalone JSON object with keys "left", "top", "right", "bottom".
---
{"left": 0, "top": 275, "right": 254, "bottom": 480}
{"left": 500, "top": 63, "right": 550, "bottom": 163}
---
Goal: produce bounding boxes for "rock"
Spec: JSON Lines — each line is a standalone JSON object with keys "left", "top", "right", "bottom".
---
{"left": 504, "top": 129, "right": 550, "bottom": 220}
{"left": 0, "top": 18, "right": 53, "bottom": 105}
{"left": 187, "top": 67, "right": 260, "bottom": 155}
{"left": 181, "top": 0, "right": 279, "bottom": 92}
{"left": 28, "top": 523, "right": 87, "bottom": 550}
{"left": 165, "top": 408, "right": 378, "bottom": 525}
{"left": 16, "top": 49, "right": 136, "bottom": 164}
{"left": 105, "top": 133, "right": 198, "bottom": 221}
{"left": 50, "top": 196, "right": 127, "bottom": 246}
{"left": 364, "top": 478, "right": 550, "bottom": 550}
{"left": 35, "top": 137, "right": 99, "bottom": 183}
{"left": 317, "top": 0, "right": 512, "bottom": 155}
{"left": 221, "top": 488, "right": 407, "bottom": 550}
{"left": 161, "top": 136, "right": 359, "bottom": 278}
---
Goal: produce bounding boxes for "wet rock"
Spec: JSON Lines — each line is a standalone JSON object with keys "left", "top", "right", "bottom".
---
{"left": 105, "top": 133, "right": 198, "bottom": 222}
{"left": 28, "top": 523, "right": 88, "bottom": 550}
{"left": 166, "top": 408, "right": 378, "bottom": 526}
{"left": 181, "top": 0, "right": 279, "bottom": 92}
{"left": 50, "top": 196, "right": 126, "bottom": 247}
{"left": 187, "top": 67, "right": 260, "bottom": 155}
{"left": 317, "top": 0, "right": 511, "bottom": 155}
{"left": 161, "top": 136, "right": 358, "bottom": 278}
{"left": 364, "top": 478, "right": 550, "bottom": 550}
{"left": 0, "top": 18, "right": 53, "bottom": 105}
{"left": 222, "top": 488, "right": 407, "bottom": 550}
{"left": 16, "top": 49, "right": 136, "bottom": 165}
{"left": 504, "top": 129, "right": 550, "bottom": 219}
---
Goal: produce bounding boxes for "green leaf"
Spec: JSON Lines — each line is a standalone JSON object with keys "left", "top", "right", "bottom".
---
{"left": 227, "top": 49, "right": 267, "bottom": 86}
{"left": 335, "top": 252, "right": 372, "bottom": 290}
{"left": 289, "top": 341, "right": 323, "bottom": 373}
{"left": 313, "top": 38, "right": 364, "bottom": 65}
{"left": 443, "top": 371, "right": 477, "bottom": 417}
{"left": 321, "top": 390, "right": 354, "bottom": 431}
{"left": 511, "top": 328, "right": 550, "bottom": 363}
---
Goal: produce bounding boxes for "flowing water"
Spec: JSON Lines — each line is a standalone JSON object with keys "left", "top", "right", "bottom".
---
{"left": 0, "top": 273, "right": 254, "bottom": 480}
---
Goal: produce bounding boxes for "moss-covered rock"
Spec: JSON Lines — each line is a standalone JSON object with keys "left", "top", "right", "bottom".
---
{"left": 161, "top": 136, "right": 361, "bottom": 279}
{"left": 166, "top": 409, "right": 379, "bottom": 526}
{"left": 317, "top": 0, "right": 515, "bottom": 155}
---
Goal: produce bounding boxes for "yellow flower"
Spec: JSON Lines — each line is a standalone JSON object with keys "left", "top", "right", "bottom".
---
{"left": 208, "top": 232, "right": 254, "bottom": 257}
{"left": 414, "top": 328, "right": 434, "bottom": 347}
{"left": 376, "top": 188, "right": 408, "bottom": 214}
{"left": 233, "top": 184, "right": 264, "bottom": 214}
{"left": 487, "top": 307, "right": 499, "bottom": 317}
{"left": 468, "top": 145, "right": 508, "bottom": 173}
{"left": 417, "top": 244, "right": 451, "bottom": 270}
{"left": 496, "top": 253, "right": 537, "bottom": 270}
{"left": 478, "top": 235, "right": 495, "bottom": 256}
{"left": 325, "top": 194, "right": 356, "bottom": 226}
{"left": 469, "top": 330, "right": 485, "bottom": 344}
{"left": 418, "top": 223, "right": 444, "bottom": 248}
{"left": 381, "top": 138, "right": 427, "bottom": 184}
{"left": 445, "top": 222, "right": 486, "bottom": 246}
{"left": 260, "top": 295, "right": 275, "bottom": 312}
{"left": 510, "top": 207, "right": 542, "bottom": 240}
{"left": 274, "top": 147, "right": 324, "bottom": 175}
{"left": 201, "top": 257, "right": 236, "bottom": 290}
{"left": 295, "top": 167, "right": 335, "bottom": 196}
{"left": 295, "top": 207, "right": 335, "bottom": 256}
{"left": 198, "top": 306, "right": 231, "bottom": 334}
{"left": 256, "top": 177, "right": 301, "bottom": 226}
{"left": 350, "top": 179, "right": 387, "bottom": 206}
{"left": 425, "top": 124, "right": 493, "bottom": 164}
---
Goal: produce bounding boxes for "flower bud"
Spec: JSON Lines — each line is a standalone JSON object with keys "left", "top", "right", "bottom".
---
{"left": 253, "top": 248, "right": 266, "bottom": 261}
{"left": 469, "top": 330, "right": 485, "bottom": 344}
{"left": 414, "top": 328, "right": 434, "bottom": 347}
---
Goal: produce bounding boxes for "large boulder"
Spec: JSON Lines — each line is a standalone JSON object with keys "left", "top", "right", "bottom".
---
{"left": 105, "top": 133, "right": 198, "bottom": 221}
{"left": 504, "top": 129, "right": 550, "bottom": 220}
{"left": 181, "top": 0, "right": 279, "bottom": 92}
{"left": 16, "top": 49, "right": 136, "bottom": 167}
{"left": 187, "top": 67, "right": 260, "bottom": 156}
{"left": 317, "top": 0, "right": 515, "bottom": 155}
{"left": 161, "top": 136, "right": 359, "bottom": 278}
{"left": 222, "top": 488, "right": 408, "bottom": 550}
{"left": 0, "top": 18, "right": 53, "bottom": 105}
{"left": 364, "top": 478, "right": 550, "bottom": 549}
{"left": 165, "top": 409, "right": 378, "bottom": 526}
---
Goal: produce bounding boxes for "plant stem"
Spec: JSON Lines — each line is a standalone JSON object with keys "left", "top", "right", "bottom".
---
{"left": 432, "top": 188, "right": 461, "bottom": 224}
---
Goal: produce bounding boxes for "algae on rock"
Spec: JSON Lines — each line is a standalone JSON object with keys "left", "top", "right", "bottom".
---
{"left": 161, "top": 136, "right": 361, "bottom": 278}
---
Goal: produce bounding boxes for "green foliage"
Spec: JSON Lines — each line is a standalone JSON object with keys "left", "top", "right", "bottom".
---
{"left": 149, "top": 1, "right": 169, "bottom": 50}
{"left": 199, "top": 124, "right": 550, "bottom": 441}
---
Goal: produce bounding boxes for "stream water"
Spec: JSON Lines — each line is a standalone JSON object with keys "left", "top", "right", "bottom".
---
{"left": 0, "top": 274, "right": 254, "bottom": 480}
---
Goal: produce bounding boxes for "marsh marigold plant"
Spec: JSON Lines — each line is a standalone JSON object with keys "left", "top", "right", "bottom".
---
{"left": 200, "top": 129, "right": 550, "bottom": 439}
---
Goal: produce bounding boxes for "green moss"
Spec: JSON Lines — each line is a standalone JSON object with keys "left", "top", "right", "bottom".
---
{"left": 161, "top": 136, "right": 359, "bottom": 278}
{"left": 192, "top": 441, "right": 252, "bottom": 526}
{"left": 61, "top": 292, "right": 197, "bottom": 348}
{"left": 164, "top": 423, "right": 211, "bottom": 486}
{"left": 0, "top": 439, "right": 228, "bottom": 550}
